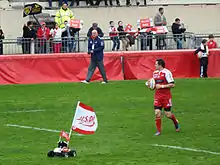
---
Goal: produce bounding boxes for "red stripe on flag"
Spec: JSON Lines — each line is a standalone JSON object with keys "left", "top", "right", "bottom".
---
{"left": 73, "top": 127, "right": 95, "bottom": 135}
{"left": 60, "top": 130, "right": 70, "bottom": 141}
{"left": 79, "top": 102, "right": 94, "bottom": 112}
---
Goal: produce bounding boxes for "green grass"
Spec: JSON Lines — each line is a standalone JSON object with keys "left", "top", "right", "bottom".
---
{"left": 0, "top": 79, "right": 220, "bottom": 165}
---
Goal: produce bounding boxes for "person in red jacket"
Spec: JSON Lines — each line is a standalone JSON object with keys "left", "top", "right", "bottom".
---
{"left": 37, "top": 22, "right": 50, "bottom": 54}
{"left": 109, "top": 21, "right": 120, "bottom": 51}
{"left": 207, "top": 34, "right": 218, "bottom": 49}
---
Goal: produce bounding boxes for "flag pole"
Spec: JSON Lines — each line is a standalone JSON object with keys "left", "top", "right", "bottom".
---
{"left": 58, "top": 130, "right": 63, "bottom": 143}
{"left": 67, "top": 101, "right": 80, "bottom": 146}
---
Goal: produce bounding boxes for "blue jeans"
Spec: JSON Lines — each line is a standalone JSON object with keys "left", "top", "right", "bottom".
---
{"left": 176, "top": 38, "right": 183, "bottom": 49}
{"left": 111, "top": 36, "right": 120, "bottom": 51}
{"left": 140, "top": 33, "right": 147, "bottom": 50}
{"left": 62, "top": 38, "right": 76, "bottom": 53}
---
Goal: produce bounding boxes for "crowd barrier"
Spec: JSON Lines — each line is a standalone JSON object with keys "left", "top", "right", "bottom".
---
{"left": 123, "top": 50, "right": 200, "bottom": 79}
{"left": 0, "top": 50, "right": 220, "bottom": 85}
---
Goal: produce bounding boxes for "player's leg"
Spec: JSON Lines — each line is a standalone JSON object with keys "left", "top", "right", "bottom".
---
{"left": 163, "top": 98, "right": 180, "bottom": 132}
{"left": 154, "top": 98, "right": 162, "bottom": 135}
{"left": 154, "top": 108, "right": 162, "bottom": 135}
{"left": 199, "top": 58, "right": 204, "bottom": 78}
{"left": 164, "top": 110, "right": 180, "bottom": 132}
{"left": 203, "top": 58, "right": 208, "bottom": 78}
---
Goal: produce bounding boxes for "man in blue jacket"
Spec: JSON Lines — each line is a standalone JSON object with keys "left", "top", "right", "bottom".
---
{"left": 81, "top": 30, "right": 108, "bottom": 84}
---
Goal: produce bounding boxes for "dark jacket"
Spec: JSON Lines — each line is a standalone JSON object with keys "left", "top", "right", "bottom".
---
{"left": 171, "top": 23, "right": 186, "bottom": 39}
{"left": 117, "top": 26, "right": 127, "bottom": 39}
{"left": 88, "top": 36, "right": 104, "bottom": 61}
{"left": 61, "top": 27, "right": 76, "bottom": 38}
{"left": 194, "top": 45, "right": 208, "bottom": 58}
{"left": 87, "top": 27, "right": 104, "bottom": 38}
{"left": 22, "top": 26, "right": 36, "bottom": 39}
{"left": 0, "top": 29, "right": 4, "bottom": 42}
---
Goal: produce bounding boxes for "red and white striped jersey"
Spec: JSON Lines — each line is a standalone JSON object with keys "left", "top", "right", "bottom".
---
{"left": 153, "top": 68, "right": 174, "bottom": 99}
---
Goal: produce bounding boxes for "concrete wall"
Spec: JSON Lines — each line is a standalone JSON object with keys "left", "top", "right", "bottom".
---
{"left": 0, "top": 4, "right": 220, "bottom": 39}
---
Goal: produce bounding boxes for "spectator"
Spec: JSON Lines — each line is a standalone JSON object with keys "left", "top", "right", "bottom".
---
{"left": 154, "top": 7, "right": 167, "bottom": 50}
{"left": 126, "top": 0, "right": 140, "bottom": 6}
{"left": 95, "top": 0, "right": 120, "bottom": 6}
{"left": 117, "top": 21, "right": 129, "bottom": 51}
{"left": 87, "top": 23, "right": 104, "bottom": 38}
{"left": 37, "top": 22, "right": 50, "bottom": 54}
{"left": 59, "top": 0, "right": 68, "bottom": 6}
{"left": 171, "top": 18, "right": 186, "bottom": 49}
{"left": 22, "top": 21, "right": 36, "bottom": 54}
{"left": 55, "top": 2, "right": 74, "bottom": 29}
{"left": 138, "top": 26, "right": 153, "bottom": 50}
{"left": 207, "top": 34, "right": 218, "bottom": 49}
{"left": 0, "top": 26, "right": 4, "bottom": 55}
{"left": 154, "top": 7, "right": 167, "bottom": 26}
{"left": 109, "top": 21, "right": 120, "bottom": 51}
{"left": 70, "top": 0, "right": 80, "bottom": 7}
{"left": 50, "top": 23, "right": 66, "bottom": 53}
{"left": 144, "top": 0, "right": 153, "bottom": 6}
{"left": 61, "top": 20, "right": 76, "bottom": 53}
{"left": 81, "top": 30, "right": 108, "bottom": 84}
{"left": 194, "top": 39, "right": 209, "bottom": 78}
{"left": 48, "top": 0, "right": 68, "bottom": 8}
{"left": 86, "top": 0, "right": 94, "bottom": 6}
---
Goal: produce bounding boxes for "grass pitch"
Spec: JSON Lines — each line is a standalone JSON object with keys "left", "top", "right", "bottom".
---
{"left": 0, "top": 79, "right": 220, "bottom": 165}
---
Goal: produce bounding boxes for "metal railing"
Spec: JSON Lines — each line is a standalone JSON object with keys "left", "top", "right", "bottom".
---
{"left": 0, "top": 33, "right": 219, "bottom": 55}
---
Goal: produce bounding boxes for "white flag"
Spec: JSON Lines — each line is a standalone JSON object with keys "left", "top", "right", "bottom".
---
{"left": 71, "top": 101, "right": 98, "bottom": 134}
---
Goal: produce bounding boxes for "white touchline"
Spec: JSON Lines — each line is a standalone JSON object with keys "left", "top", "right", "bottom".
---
{"left": 6, "top": 124, "right": 83, "bottom": 136}
{"left": 3, "top": 110, "right": 45, "bottom": 113}
{"left": 152, "top": 144, "right": 220, "bottom": 155}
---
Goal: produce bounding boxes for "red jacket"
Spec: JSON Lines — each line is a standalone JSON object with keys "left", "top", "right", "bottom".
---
{"left": 37, "top": 27, "right": 50, "bottom": 40}
{"left": 109, "top": 26, "right": 118, "bottom": 37}
{"left": 207, "top": 40, "right": 217, "bottom": 49}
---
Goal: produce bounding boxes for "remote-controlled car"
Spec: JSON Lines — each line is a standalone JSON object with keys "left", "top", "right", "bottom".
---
{"left": 47, "top": 141, "right": 77, "bottom": 158}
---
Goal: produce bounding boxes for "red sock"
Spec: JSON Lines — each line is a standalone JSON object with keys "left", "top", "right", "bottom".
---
{"left": 170, "top": 114, "right": 178, "bottom": 125}
{"left": 155, "top": 117, "right": 161, "bottom": 132}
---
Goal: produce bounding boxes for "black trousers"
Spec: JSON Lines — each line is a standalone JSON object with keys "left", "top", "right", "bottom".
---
{"left": 200, "top": 57, "right": 208, "bottom": 78}
{"left": 0, "top": 42, "right": 3, "bottom": 55}
{"left": 156, "top": 34, "right": 166, "bottom": 50}
{"left": 70, "top": 0, "right": 80, "bottom": 6}
{"left": 22, "top": 39, "right": 31, "bottom": 54}
{"left": 86, "top": 0, "right": 94, "bottom": 5}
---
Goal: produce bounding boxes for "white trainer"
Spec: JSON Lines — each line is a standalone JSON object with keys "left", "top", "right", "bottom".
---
{"left": 101, "top": 81, "right": 107, "bottom": 84}
{"left": 81, "top": 80, "right": 89, "bottom": 84}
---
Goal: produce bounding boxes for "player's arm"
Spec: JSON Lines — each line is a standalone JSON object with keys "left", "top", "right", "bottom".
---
{"left": 156, "top": 82, "right": 174, "bottom": 89}
{"left": 194, "top": 47, "right": 202, "bottom": 55}
{"left": 157, "top": 83, "right": 175, "bottom": 89}
{"left": 156, "top": 71, "right": 175, "bottom": 89}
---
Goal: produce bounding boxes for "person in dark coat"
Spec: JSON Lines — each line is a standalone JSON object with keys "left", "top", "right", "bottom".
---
{"left": 61, "top": 20, "right": 76, "bottom": 53}
{"left": 117, "top": 21, "right": 129, "bottom": 51}
{"left": 22, "top": 21, "right": 36, "bottom": 54}
{"left": 81, "top": 30, "right": 107, "bottom": 84}
{"left": 171, "top": 18, "right": 186, "bottom": 49}
{"left": 87, "top": 23, "right": 104, "bottom": 38}
{"left": 194, "top": 39, "right": 209, "bottom": 78}
{"left": 0, "top": 27, "right": 5, "bottom": 55}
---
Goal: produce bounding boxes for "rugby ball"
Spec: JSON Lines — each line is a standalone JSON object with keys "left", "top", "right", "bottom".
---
{"left": 145, "top": 78, "right": 156, "bottom": 90}
{"left": 197, "top": 51, "right": 203, "bottom": 58}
